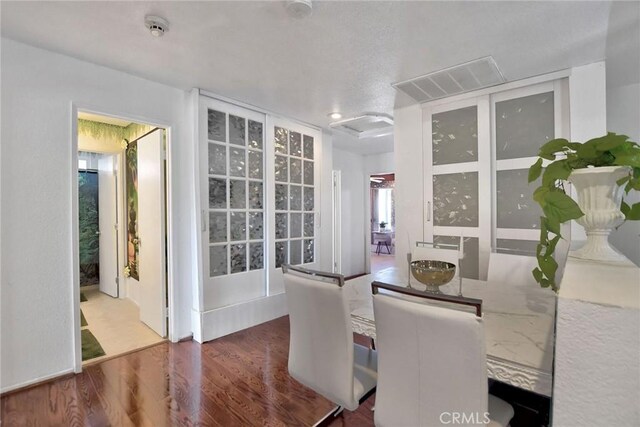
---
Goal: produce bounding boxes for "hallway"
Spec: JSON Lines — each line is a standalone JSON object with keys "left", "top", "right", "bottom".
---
{"left": 80, "top": 288, "right": 164, "bottom": 364}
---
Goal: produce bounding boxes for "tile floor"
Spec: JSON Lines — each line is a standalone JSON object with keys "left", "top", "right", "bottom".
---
{"left": 80, "top": 288, "right": 164, "bottom": 364}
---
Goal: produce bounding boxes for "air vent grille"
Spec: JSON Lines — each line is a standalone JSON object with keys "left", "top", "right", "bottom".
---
{"left": 330, "top": 113, "right": 393, "bottom": 139}
{"left": 393, "top": 56, "right": 505, "bottom": 103}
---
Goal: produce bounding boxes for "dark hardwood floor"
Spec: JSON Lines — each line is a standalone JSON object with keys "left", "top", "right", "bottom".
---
{"left": 1, "top": 316, "right": 375, "bottom": 426}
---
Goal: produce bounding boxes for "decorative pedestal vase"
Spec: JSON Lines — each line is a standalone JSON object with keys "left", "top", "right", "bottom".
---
{"left": 568, "top": 166, "right": 631, "bottom": 262}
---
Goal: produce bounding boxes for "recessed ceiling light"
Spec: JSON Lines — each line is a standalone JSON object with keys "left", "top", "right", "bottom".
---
{"left": 286, "top": 0, "right": 313, "bottom": 19}
{"left": 145, "top": 15, "right": 169, "bottom": 37}
{"left": 328, "top": 112, "right": 342, "bottom": 120}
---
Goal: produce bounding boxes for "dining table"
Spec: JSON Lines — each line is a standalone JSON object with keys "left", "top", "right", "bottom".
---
{"left": 345, "top": 267, "right": 557, "bottom": 397}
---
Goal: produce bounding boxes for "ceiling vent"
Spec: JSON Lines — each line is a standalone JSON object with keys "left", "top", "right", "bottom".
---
{"left": 329, "top": 113, "right": 394, "bottom": 139}
{"left": 393, "top": 56, "right": 505, "bottom": 103}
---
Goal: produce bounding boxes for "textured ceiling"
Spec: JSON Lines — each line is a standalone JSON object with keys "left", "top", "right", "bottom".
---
{"left": 1, "top": 1, "right": 616, "bottom": 154}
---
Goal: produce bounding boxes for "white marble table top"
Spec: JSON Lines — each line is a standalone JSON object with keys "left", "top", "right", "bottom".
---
{"left": 345, "top": 267, "right": 557, "bottom": 396}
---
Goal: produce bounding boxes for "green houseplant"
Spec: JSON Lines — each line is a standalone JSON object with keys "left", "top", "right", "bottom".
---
{"left": 528, "top": 132, "right": 640, "bottom": 291}
{"left": 379, "top": 221, "right": 388, "bottom": 230}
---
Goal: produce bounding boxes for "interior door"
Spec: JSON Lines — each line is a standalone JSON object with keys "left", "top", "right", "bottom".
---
{"left": 98, "top": 154, "right": 118, "bottom": 297}
{"left": 491, "top": 80, "right": 567, "bottom": 256}
{"left": 200, "top": 98, "right": 268, "bottom": 310}
{"left": 423, "top": 96, "right": 491, "bottom": 280}
{"left": 267, "top": 117, "right": 322, "bottom": 295}
{"left": 137, "top": 129, "right": 167, "bottom": 337}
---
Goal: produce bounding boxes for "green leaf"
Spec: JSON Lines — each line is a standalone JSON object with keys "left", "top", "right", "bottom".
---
{"left": 622, "top": 201, "right": 640, "bottom": 221}
{"left": 528, "top": 158, "right": 543, "bottom": 183}
{"left": 594, "top": 133, "right": 629, "bottom": 151}
{"left": 613, "top": 152, "right": 640, "bottom": 168}
{"left": 542, "top": 160, "right": 572, "bottom": 187}
{"left": 539, "top": 138, "right": 571, "bottom": 157}
{"left": 542, "top": 191, "right": 584, "bottom": 223}
{"left": 537, "top": 254, "right": 558, "bottom": 281}
{"left": 544, "top": 217, "right": 561, "bottom": 236}
{"left": 576, "top": 143, "right": 599, "bottom": 159}
{"left": 533, "top": 186, "right": 550, "bottom": 207}
{"left": 627, "top": 177, "right": 640, "bottom": 192}
{"left": 617, "top": 175, "right": 631, "bottom": 186}
{"left": 532, "top": 268, "right": 543, "bottom": 282}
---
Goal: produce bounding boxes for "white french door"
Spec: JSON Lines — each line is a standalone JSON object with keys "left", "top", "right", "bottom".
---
{"left": 491, "top": 80, "right": 568, "bottom": 255}
{"left": 267, "top": 117, "right": 322, "bottom": 295}
{"left": 98, "top": 154, "right": 119, "bottom": 298}
{"left": 423, "top": 79, "right": 569, "bottom": 280}
{"left": 423, "top": 96, "right": 491, "bottom": 280}
{"left": 199, "top": 97, "right": 267, "bottom": 309}
{"left": 137, "top": 129, "right": 167, "bottom": 337}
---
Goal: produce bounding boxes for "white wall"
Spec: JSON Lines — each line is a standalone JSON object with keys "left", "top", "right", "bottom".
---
{"left": 606, "top": 1, "right": 640, "bottom": 266}
{"left": 554, "top": 258, "right": 640, "bottom": 426}
{"left": 319, "top": 131, "right": 335, "bottom": 271}
{"left": 0, "top": 39, "right": 195, "bottom": 392}
{"left": 332, "top": 148, "right": 366, "bottom": 277}
{"left": 364, "top": 152, "right": 395, "bottom": 175}
{"left": 393, "top": 105, "right": 424, "bottom": 272}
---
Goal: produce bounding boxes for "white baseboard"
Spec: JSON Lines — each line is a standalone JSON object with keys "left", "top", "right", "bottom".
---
{"left": 194, "top": 293, "right": 288, "bottom": 343}
{"left": 1, "top": 367, "right": 75, "bottom": 394}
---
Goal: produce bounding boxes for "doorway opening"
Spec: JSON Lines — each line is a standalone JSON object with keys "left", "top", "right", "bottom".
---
{"left": 76, "top": 112, "right": 167, "bottom": 364}
{"left": 369, "top": 173, "right": 395, "bottom": 274}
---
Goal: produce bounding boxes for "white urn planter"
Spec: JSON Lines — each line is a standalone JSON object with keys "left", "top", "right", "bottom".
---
{"left": 568, "top": 165, "right": 631, "bottom": 263}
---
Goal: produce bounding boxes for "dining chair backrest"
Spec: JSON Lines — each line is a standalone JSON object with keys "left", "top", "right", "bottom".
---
{"left": 372, "top": 292, "right": 488, "bottom": 427}
{"left": 282, "top": 265, "right": 359, "bottom": 410}
{"left": 411, "top": 240, "right": 462, "bottom": 278}
{"left": 487, "top": 252, "right": 538, "bottom": 287}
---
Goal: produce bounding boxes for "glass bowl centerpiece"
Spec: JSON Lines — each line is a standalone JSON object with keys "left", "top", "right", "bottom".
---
{"left": 410, "top": 260, "right": 456, "bottom": 293}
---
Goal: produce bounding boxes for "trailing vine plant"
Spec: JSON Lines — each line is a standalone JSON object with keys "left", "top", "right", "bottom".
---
{"left": 528, "top": 132, "right": 640, "bottom": 291}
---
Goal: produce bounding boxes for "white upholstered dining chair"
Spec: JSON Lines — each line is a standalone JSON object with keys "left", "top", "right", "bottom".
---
{"left": 411, "top": 239, "right": 463, "bottom": 268}
{"left": 372, "top": 283, "right": 514, "bottom": 427}
{"left": 487, "top": 252, "right": 538, "bottom": 286}
{"left": 282, "top": 265, "right": 378, "bottom": 424}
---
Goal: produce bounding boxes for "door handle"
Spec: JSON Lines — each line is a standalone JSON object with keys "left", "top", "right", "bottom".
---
{"left": 426, "top": 201, "right": 431, "bottom": 222}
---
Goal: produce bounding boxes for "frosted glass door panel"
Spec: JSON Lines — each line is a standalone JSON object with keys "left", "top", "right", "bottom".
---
{"left": 268, "top": 118, "right": 322, "bottom": 296}
{"left": 433, "top": 172, "right": 479, "bottom": 227}
{"left": 432, "top": 106, "right": 478, "bottom": 165}
{"left": 273, "top": 124, "right": 317, "bottom": 268}
{"left": 491, "top": 81, "right": 564, "bottom": 254}
{"left": 424, "top": 96, "right": 491, "bottom": 281}
{"left": 496, "top": 169, "right": 542, "bottom": 229}
{"left": 495, "top": 92, "right": 554, "bottom": 160}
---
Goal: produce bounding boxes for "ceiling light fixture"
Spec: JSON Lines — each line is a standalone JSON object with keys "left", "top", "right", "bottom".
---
{"left": 145, "top": 15, "right": 169, "bottom": 37}
{"left": 286, "top": 0, "right": 313, "bottom": 19}
{"left": 328, "top": 112, "right": 342, "bottom": 120}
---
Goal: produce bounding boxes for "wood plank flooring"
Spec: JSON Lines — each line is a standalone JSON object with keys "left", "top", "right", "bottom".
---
{"left": 1, "top": 316, "right": 375, "bottom": 426}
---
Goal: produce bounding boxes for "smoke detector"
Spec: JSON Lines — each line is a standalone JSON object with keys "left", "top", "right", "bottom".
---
{"left": 145, "top": 15, "right": 169, "bottom": 37}
{"left": 286, "top": 0, "right": 313, "bottom": 18}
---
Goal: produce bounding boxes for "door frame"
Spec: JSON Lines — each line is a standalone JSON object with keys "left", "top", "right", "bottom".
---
{"left": 70, "top": 104, "right": 175, "bottom": 373}
{"left": 365, "top": 171, "right": 396, "bottom": 274}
